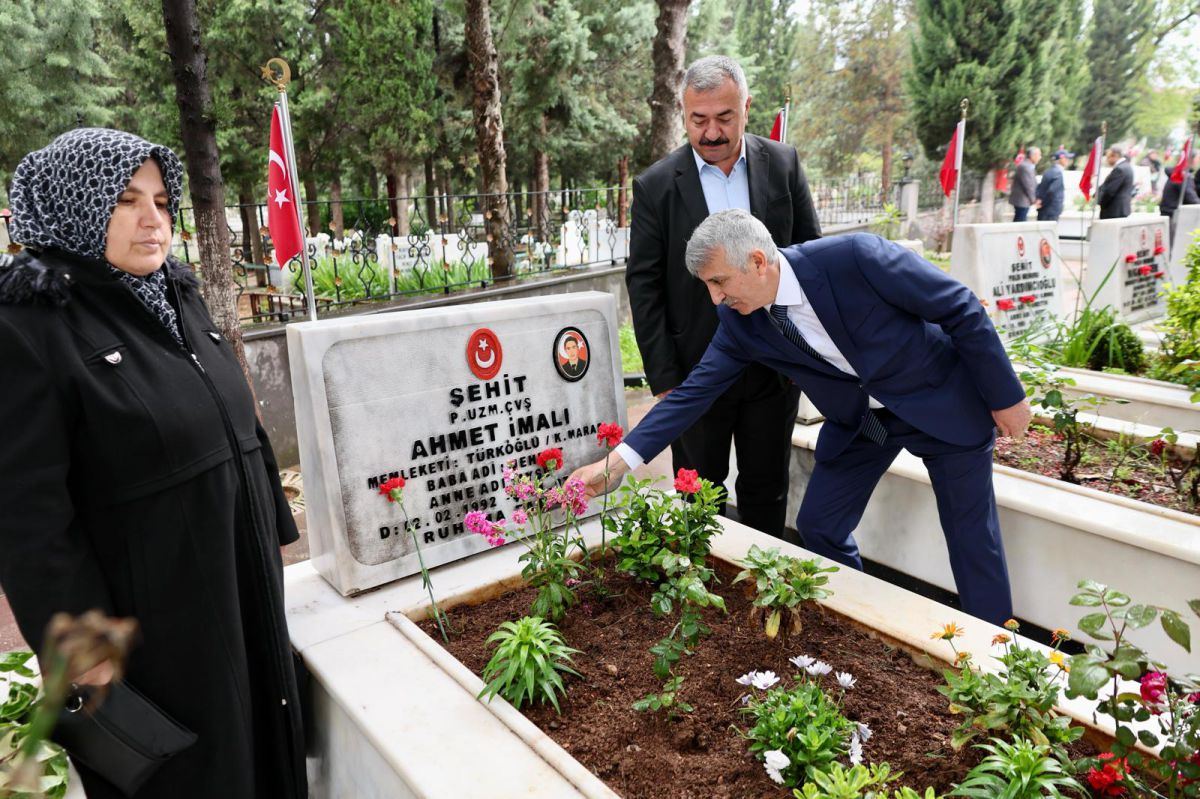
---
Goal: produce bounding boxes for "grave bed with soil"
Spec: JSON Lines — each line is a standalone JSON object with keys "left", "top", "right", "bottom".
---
{"left": 420, "top": 559, "right": 1097, "bottom": 799}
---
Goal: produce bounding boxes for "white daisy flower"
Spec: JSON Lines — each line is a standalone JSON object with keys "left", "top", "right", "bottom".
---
{"left": 735, "top": 671, "right": 756, "bottom": 686}
{"left": 751, "top": 670, "right": 780, "bottom": 690}
{"left": 835, "top": 671, "right": 856, "bottom": 689}
{"left": 856, "top": 722, "right": 873, "bottom": 742}
{"left": 805, "top": 660, "right": 833, "bottom": 677}
{"left": 849, "top": 734, "right": 864, "bottom": 766}
{"left": 789, "top": 654, "right": 816, "bottom": 670}
{"left": 764, "top": 749, "right": 790, "bottom": 784}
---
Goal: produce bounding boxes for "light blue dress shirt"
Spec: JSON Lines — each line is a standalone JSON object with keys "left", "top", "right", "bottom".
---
{"left": 692, "top": 139, "right": 750, "bottom": 213}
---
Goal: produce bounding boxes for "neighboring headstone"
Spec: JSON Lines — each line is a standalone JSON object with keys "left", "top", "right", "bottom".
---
{"left": 288, "top": 292, "right": 626, "bottom": 596}
{"left": 1170, "top": 205, "right": 1200, "bottom": 278}
{"left": 1084, "top": 214, "right": 1173, "bottom": 323}
{"left": 894, "top": 239, "right": 925, "bottom": 257}
{"left": 948, "top": 222, "right": 1062, "bottom": 337}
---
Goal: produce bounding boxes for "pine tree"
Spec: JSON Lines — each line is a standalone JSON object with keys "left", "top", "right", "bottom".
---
{"left": 1079, "top": 0, "right": 1156, "bottom": 146}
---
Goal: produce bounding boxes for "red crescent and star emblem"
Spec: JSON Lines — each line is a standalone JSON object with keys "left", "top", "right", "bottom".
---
{"left": 1016, "top": 236, "right": 1025, "bottom": 258}
{"left": 466, "top": 328, "right": 502, "bottom": 381}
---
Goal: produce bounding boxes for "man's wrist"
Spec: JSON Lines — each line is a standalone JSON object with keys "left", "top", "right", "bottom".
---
{"left": 614, "top": 442, "right": 644, "bottom": 470}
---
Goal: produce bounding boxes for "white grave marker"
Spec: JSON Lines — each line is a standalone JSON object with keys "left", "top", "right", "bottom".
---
{"left": 1170, "top": 205, "right": 1200, "bottom": 278}
{"left": 288, "top": 292, "right": 626, "bottom": 595}
{"left": 949, "top": 222, "right": 1062, "bottom": 337}
{"left": 1084, "top": 215, "right": 1172, "bottom": 323}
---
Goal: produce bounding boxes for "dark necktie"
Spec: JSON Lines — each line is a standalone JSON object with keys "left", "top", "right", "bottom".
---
{"left": 769, "top": 304, "right": 888, "bottom": 446}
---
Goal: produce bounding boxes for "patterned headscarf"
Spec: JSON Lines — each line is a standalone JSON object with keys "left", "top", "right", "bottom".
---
{"left": 8, "top": 129, "right": 188, "bottom": 343}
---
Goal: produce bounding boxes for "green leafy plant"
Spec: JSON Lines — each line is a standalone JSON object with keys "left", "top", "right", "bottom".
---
{"left": 1063, "top": 580, "right": 1200, "bottom": 798}
{"left": 936, "top": 620, "right": 1081, "bottom": 751}
{"left": 632, "top": 674, "right": 693, "bottom": 719}
{"left": 792, "top": 761, "right": 899, "bottom": 798}
{"left": 478, "top": 616, "right": 581, "bottom": 713}
{"left": 734, "top": 545, "right": 838, "bottom": 639}
{"left": 1149, "top": 428, "right": 1200, "bottom": 506}
{"left": 871, "top": 203, "right": 903, "bottom": 240}
{"left": 743, "top": 679, "right": 858, "bottom": 787}
{"left": 647, "top": 552, "right": 726, "bottom": 679}
{"left": 1079, "top": 308, "right": 1145, "bottom": 373}
{"left": 1150, "top": 232, "right": 1200, "bottom": 398}
{"left": 0, "top": 652, "right": 69, "bottom": 799}
{"left": 949, "top": 737, "right": 1082, "bottom": 798}
{"left": 608, "top": 474, "right": 724, "bottom": 584}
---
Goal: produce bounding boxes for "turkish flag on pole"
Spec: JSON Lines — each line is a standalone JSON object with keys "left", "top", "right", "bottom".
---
{"left": 1013, "top": 146, "right": 1025, "bottom": 166}
{"left": 769, "top": 108, "right": 785, "bottom": 141}
{"left": 1170, "top": 136, "right": 1193, "bottom": 184}
{"left": 939, "top": 120, "right": 964, "bottom": 197}
{"left": 268, "top": 105, "right": 303, "bottom": 269}
{"left": 1079, "top": 136, "right": 1102, "bottom": 200}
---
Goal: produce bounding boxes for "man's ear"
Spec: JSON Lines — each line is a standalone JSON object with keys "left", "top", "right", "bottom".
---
{"left": 745, "top": 94, "right": 753, "bottom": 114}
{"left": 751, "top": 248, "right": 768, "bottom": 275}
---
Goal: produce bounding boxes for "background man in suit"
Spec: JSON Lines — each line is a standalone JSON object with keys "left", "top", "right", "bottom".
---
{"left": 575, "top": 209, "right": 1032, "bottom": 624}
{"left": 1010, "top": 146, "right": 1039, "bottom": 221}
{"left": 1160, "top": 151, "right": 1200, "bottom": 240}
{"left": 625, "top": 55, "right": 821, "bottom": 538}
{"left": 1035, "top": 148, "right": 1071, "bottom": 222}
{"left": 1098, "top": 145, "right": 1135, "bottom": 219}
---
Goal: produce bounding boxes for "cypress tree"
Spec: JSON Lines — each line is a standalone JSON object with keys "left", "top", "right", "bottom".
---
{"left": 1078, "top": 0, "right": 1156, "bottom": 146}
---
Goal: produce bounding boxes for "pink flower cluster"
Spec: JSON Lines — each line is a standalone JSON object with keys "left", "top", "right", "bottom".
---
{"left": 545, "top": 477, "right": 589, "bottom": 516}
{"left": 465, "top": 510, "right": 506, "bottom": 547}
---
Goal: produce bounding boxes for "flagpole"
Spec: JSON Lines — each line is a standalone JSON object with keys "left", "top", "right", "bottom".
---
{"left": 263, "top": 58, "right": 317, "bottom": 323}
{"left": 952, "top": 98, "right": 968, "bottom": 229}
{"left": 782, "top": 87, "right": 791, "bottom": 146}
{"left": 1090, "top": 121, "right": 1106, "bottom": 235}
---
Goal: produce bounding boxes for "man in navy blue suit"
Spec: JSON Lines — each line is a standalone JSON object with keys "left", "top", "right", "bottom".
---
{"left": 573, "top": 209, "right": 1032, "bottom": 624}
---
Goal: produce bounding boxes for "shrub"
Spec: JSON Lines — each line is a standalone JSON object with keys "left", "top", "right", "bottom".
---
{"left": 609, "top": 475, "right": 723, "bottom": 584}
{"left": 478, "top": 616, "right": 580, "bottom": 713}
{"left": 734, "top": 545, "right": 838, "bottom": 639}
{"left": 743, "top": 679, "right": 858, "bottom": 786}
{"left": 1083, "top": 310, "right": 1145, "bottom": 373}
{"left": 950, "top": 737, "right": 1082, "bottom": 798}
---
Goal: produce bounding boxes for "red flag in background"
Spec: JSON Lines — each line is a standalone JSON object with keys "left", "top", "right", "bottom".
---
{"left": 1013, "top": 146, "right": 1025, "bottom": 166}
{"left": 1079, "top": 136, "right": 1102, "bottom": 200}
{"left": 1170, "top": 136, "right": 1193, "bottom": 183}
{"left": 268, "top": 106, "right": 303, "bottom": 269}
{"left": 939, "top": 120, "right": 964, "bottom": 197}
{"left": 769, "top": 109, "right": 784, "bottom": 141}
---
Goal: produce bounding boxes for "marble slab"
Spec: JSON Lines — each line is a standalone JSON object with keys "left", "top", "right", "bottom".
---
{"left": 1084, "top": 215, "right": 1173, "bottom": 322}
{"left": 287, "top": 292, "right": 627, "bottom": 595}
{"left": 949, "top": 222, "right": 1063, "bottom": 337}
{"left": 1170, "top": 204, "right": 1200, "bottom": 278}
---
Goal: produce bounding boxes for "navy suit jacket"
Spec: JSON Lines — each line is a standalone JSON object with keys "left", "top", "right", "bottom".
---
{"left": 625, "top": 234, "right": 1026, "bottom": 464}
{"left": 1036, "top": 164, "right": 1064, "bottom": 220}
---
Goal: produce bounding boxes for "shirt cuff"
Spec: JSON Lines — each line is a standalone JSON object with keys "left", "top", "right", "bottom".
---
{"left": 614, "top": 442, "right": 645, "bottom": 470}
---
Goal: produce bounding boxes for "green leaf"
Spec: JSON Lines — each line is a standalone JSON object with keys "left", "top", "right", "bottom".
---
{"left": 1161, "top": 610, "right": 1192, "bottom": 652}
{"left": 1123, "top": 604, "right": 1157, "bottom": 629}
{"left": 1103, "top": 589, "right": 1131, "bottom": 607}
{"left": 1188, "top": 599, "right": 1200, "bottom": 619}
{"left": 1078, "top": 612, "right": 1112, "bottom": 638}
{"left": 1116, "top": 726, "right": 1136, "bottom": 747}
{"left": 1066, "top": 656, "right": 1110, "bottom": 698}
{"left": 1070, "top": 593, "right": 1103, "bottom": 607}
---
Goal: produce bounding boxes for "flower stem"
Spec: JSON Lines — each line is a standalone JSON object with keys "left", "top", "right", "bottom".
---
{"left": 402, "top": 503, "right": 448, "bottom": 643}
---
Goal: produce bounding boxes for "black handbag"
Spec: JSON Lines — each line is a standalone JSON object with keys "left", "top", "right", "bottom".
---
{"left": 53, "top": 681, "right": 197, "bottom": 796}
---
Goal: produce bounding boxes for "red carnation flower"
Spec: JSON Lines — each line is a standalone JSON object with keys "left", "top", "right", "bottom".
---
{"left": 1125, "top": 254, "right": 1137, "bottom": 263}
{"left": 1019, "top": 294, "right": 1037, "bottom": 304}
{"left": 1155, "top": 271, "right": 1165, "bottom": 279}
{"left": 537, "top": 447, "right": 564, "bottom": 471}
{"left": 1087, "top": 753, "right": 1129, "bottom": 796}
{"left": 379, "top": 476, "right": 406, "bottom": 501}
{"left": 597, "top": 422, "right": 624, "bottom": 448}
{"left": 996, "top": 298, "right": 1016, "bottom": 311}
{"left": 1140, "top": 670, "right": 1168, "bottom": 708}
{"left": 1154, "top": 245, "right": 1166, "bottom": 255}
{"left": 674, "top": 468, "right": 701, "bottom": 494}
{"left": 1139, "top": 265, "right": 1152, "bottom": 276}
{"left": 1150, "top": 438, "right": 1167, "bottom": 457}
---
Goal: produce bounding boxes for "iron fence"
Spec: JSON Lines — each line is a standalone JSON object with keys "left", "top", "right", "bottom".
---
{"left": 809, "top": 174, "right": 895, "bottom": 227}
{"left": 916, "top": 169, "right": 985, "bottom": 210}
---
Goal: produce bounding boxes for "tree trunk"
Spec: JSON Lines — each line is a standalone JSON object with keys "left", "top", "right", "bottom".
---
{"left": 465, "top": 0, "right": 513, "bottom": 279}
{"left": 303, "top": 176, "right": 320, "bottom": 237}
{"left": 237, "top": 186, "right": 264, "bottom": 281}
{"left": 880, "top": 122, "right": 893, "bottom": 203}
{"left": 397, "top": 170, "right": 411, "bottom": 237}
{"left": 330, "top": 171, "right": 345, "bottom": 240}
{"left": 385, "top": 157, "right": 400, "bottom": 233}
{"left": 365, "top": 164, "right": 379, "bottom": 199}
{"left": 981, "top": 169, "right": 997, "bottom": 222}
{"left": 424, "top": 156, "right": 438, "bottom": 230}
{"left": 618, "top": 155, "right": 629, "bottom": 228}
{"left": 648, "top": 0, "right": 689, "bottom": 164}
{"left": 159, "top": 0, "right": 253, "bottom": 390}
{"left": 534, "top": 115, "right": 551, "bottom": 243}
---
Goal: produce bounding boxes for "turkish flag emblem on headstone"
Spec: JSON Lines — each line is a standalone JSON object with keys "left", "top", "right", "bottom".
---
{"left": 268, "top": 106, "right": 303, "bottom": 269}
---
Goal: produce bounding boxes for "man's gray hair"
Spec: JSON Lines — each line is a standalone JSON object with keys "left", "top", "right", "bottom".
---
{"left": 683, "top": 55, "right": 748, "bottom": 103}
{"left": 685, "top": 208, "right": 778, "bottom": 276}
{"left": 1108, "top": 144, "right": 1125, "bottom": 158}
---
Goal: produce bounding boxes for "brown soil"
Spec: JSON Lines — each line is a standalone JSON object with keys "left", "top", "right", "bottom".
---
{"left": 420, "top": 561, "right": 1096, "bottom": 798}
{"left": 994, "top": 424, "right": 1200, "bottom": 516}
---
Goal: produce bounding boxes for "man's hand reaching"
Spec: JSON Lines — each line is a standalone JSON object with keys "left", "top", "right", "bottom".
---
{"left": 569, "top": 452, "right": 631, "bottom": 499}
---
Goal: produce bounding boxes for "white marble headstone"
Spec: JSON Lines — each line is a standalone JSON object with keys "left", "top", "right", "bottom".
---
{"left": 1084, "top": 215, "right": 1173, "bottom": 323}
{"left": 288, "top": 292, "right": 627, "bottom": 596}
{"left": 1170, "top": 205, "right": 1200, "bottom": 279}
{"left": 949, "top": 222, "right": 1063, "bottom": 337}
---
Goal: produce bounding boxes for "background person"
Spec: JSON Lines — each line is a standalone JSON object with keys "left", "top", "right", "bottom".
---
{"left": 1036, "top": 148, "right": 1071, "bottom": 222}
{"left": 1160, "top": 151, "right": 1200, "bottom": 241}
{"left": 0, "top": 129, "right": 306, "bottom": 799}
{"left": 1097, "top": 145, "right": 1135, "bottom": 219}
{"left": 625, "top": 55, "right": 821, "bottom": 538}
{"left": 1010, "top": 146, "right": 1039, "bottom": 221}
{"left": 576, "top": 209, "right": 1031, "bottom": 625}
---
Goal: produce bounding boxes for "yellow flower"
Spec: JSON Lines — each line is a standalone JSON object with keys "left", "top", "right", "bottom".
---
{"left": 1049, "top": 651, "right": 1066, "bottom": 668}
{"left": 992, "top": 634, "right": 1011, "bottom": 646}
{"left": 954, "top": 651, "right": 972, "bottom": 666}
{"left": 1051, "top": 628, "right": 1071, "bottom": 643}
{"left": 931, "top": 622, "right": 965, "bottom": 641}
{"left": 1003, "top": 618, "right": 1020, "bottom": 632}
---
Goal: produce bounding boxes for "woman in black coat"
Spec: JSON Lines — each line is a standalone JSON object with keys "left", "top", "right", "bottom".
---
{"left": 0, "top": 129, "right": 306, "bottom": 798}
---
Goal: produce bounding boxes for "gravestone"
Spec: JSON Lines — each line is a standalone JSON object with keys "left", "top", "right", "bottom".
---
{"left": 948, "top": 222, "right": 1062, "bottom": 337}
{"left": 1170, "top": 205, "right": 1200, "bottom": 278}
{"left": 1084, "top": 215, "right": 1173, "bottom": 323}
{"left": 288, "top": 292, "right": 626, "bottom": 596}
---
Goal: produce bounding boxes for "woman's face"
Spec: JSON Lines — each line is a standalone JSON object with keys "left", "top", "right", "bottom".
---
{"left": 104, "top": 159, "right": 173, "bottom": 276}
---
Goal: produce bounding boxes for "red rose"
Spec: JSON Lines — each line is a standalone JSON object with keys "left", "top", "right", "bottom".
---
{"left": 1125, "top": 254, "right": 1137, "bottom": 263}
{"left": 1087, "top": 753, "right": 1129, "bottom": 796}
{"left": 1140, "top": 670, "right": 1168, "bottom": 707}
{"left": 1139, "top": 265, "right": 1152, "bottom": 276}
{"left": 1019, "top": 294, "right": 1037, "bottom": 304}
{"left": 674, "top": 468, "right": 701, "bottom": 494}
{"left": 1154, "top": 245, "right": 1166, "bottom": 255}
{"left": 596, "top": 422, "right": 624, "bottom": 448}
{"left": 379, "top": 476, "right": 406, "bottom": 501}
{"left": 1155, "top": 271, "right": 1165, "bottom": 279}
{"left": 1150, "top": 438, "right": 1167, "bottom": 457}
{"left": 996, "top": 298, "right": 1016, "bottom": 311}
{"left": 537, "top": 448, "right": 564, "bottom": 471}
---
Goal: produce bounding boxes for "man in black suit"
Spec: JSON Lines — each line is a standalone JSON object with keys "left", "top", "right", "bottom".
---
{"left": 625, "top": 55, "right": 821, "bottom": 537}
{"left": 1097, "top": 145, "right": 1135, "bottom": 219}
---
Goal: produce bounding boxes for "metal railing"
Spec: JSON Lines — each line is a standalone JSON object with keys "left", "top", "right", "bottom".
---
{"left": 810, "top": 174, "right": 894, "bottom": 226}
{"left": 916, "top": 170, "right": 985, "bottom": 210}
